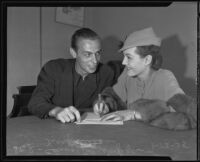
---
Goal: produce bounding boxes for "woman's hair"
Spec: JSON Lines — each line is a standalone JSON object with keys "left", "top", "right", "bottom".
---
{"left": 71, "top": 28, "right": 100, "bottom": 52}
{"left": 136, "top": 45, "right": 162, "bottom": 70}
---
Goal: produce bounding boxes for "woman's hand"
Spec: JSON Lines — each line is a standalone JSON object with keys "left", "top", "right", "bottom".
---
{"left": 93, "top": 101, "right": 109, "bottom": 116}
{"left": 100, "top": 110, "right": 142, "bottom": 121}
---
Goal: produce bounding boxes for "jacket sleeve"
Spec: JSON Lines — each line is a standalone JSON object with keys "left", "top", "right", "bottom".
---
{"left": 28, "top": 61, "right": 57, "bottom": 119}
{"left": 128, "top": 99, "right": 171, "bottom": 122}
{"left": 162, "top": 70, "right": 185, "bottom": 101}
{"left": 166, "top": 93, "right": 197, "bottom": 128}
{"left": 99, "top": 87, "right": 127, "bottom": 112}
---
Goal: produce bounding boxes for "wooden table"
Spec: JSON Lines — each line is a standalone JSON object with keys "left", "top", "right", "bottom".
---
{"left": 6, "top": 116, "right": 197, "bottom": 160}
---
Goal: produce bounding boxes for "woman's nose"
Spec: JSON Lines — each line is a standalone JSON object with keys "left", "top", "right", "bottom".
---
{"left": 122, "top": 57, "right": 127, "bottom": 65}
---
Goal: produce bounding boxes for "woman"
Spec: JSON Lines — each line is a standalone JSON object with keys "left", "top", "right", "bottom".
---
{"left": 93, "top": 27, "right": 196, "bottom": 130}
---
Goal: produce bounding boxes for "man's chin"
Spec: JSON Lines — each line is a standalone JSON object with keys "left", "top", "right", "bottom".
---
{"left": 87, "top": 67, "right": 97, "bottom": 73}
{"left": 89, "top": 69, "right": 97, "bottom": 73}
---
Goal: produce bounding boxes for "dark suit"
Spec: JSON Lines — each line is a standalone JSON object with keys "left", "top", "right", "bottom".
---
{"left": 28, "top": 58, "right": 114, "bottom": 118}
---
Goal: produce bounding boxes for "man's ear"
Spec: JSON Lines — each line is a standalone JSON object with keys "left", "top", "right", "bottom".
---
{"left": 145, "top": 55, "right": 152, "bottom": 66}
{"left": 70, "top": 47, "right": 77, "bottom": 58}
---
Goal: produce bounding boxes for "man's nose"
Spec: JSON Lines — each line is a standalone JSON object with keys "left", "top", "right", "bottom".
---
{"left": 91, "top": 54, "right": 98, "bottom": 64}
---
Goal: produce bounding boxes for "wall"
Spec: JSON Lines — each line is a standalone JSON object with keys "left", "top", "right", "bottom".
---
{"left": 7, "top": 7, "right": 79, "bottom": 115}
{"left": 7, "top": 3, "right": 197, "bottom": 115}
{"left": 41, "top": 7, "right": 80, "bottom": 65}
{"left": 84, "top": 2, "right": 197, "bottom": 97}
{"left": 7, "top": 7, "right": 41, "bottom": 116}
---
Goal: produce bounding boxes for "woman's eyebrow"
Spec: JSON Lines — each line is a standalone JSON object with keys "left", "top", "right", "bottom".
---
{"left": 123, "top": 53, "right": 132, "bottom": 57}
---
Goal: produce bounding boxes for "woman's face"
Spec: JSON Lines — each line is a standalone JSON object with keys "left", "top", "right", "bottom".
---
{"left": 122, "top": 47, "right": 149, "bottom": 77}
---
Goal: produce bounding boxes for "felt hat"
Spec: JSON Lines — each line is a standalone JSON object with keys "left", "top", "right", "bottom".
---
{"left": 119, "top": 27, "right": 161, "bottom": 52}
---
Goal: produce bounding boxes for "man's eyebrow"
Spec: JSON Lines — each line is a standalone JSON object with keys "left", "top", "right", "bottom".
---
{"left": 84, "top": 51, "right": 92, "bottom": 54}
{"left": 84, "top": 50, "right": 102, "bottom": 54}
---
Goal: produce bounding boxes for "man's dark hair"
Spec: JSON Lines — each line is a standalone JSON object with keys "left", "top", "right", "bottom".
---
{"left": 71, "top": 28, "right": 100, "bottom": 51}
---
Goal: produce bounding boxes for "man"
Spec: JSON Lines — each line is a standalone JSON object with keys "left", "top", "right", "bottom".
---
{"left": 28, "top": 28, "right": 114, "bottom": 123}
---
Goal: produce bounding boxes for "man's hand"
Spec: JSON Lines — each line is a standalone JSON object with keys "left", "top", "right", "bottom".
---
{"left": 93, "top": 101, "right": 109, "bottom": 116}
{"left": 48, "top": 106, "right": 81, "bottom": 123}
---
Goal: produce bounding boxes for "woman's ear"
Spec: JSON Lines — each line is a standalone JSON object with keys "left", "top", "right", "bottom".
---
{"left": 70, "top": 47, "right": 77, "bottom": 58}
{"left": 145, "top": 55, "right": 152, "bottom": 65}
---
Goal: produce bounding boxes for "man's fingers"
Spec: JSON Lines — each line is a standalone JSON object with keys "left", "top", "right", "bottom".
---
{"left": 62, "top": 114, "right": 71, "bottom": 122}
{"left": 59, "top": 117, "right": 65, "bottom": 123}
{"left": 68, "top": 106, "right": 81, "bottom": 122}
{"left": 74, "top": 110, "right": 81, "bottom": 122}
{"left": 64, "top": 109, "right": 75, "bottom": 122}
{"left": 56, "top": 114, "right": 70, "bottom": 123}
{"left": 56, "top": 107, "right": 80, "bottom": 123}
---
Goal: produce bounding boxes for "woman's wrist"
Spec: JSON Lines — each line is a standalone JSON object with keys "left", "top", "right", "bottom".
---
{"left": 130, "top": 110, "right": 142, "bottom": 120}
{"left": 129, "top": 110, "right": 136, "bottom": 120}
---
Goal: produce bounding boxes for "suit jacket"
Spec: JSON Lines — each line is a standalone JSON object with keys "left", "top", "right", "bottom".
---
{"left": 28, "top": 58, "right": 114, "bottom": 118}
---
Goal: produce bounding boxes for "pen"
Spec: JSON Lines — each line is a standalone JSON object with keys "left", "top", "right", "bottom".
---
{"left": 97, "top": 93, "right": 103, "bottom": 117}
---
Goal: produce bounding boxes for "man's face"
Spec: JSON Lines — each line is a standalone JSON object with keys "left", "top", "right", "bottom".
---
{"left": 122, "top": 47, "right": 147, "bottom": 77}
{"left": 75, "top": 38, "right": 101, "bottom": 74}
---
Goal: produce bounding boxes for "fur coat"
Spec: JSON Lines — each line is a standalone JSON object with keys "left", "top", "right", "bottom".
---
{"left": 99, "top": 87, "right": 196, "bottom": 130}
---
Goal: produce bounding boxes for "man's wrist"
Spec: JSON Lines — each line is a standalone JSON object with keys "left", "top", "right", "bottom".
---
{"left": 48, "top": 107, "right": 60, "bottom": 117}
{"left": 48, "top": 109, "right": 54, "bottom": 117}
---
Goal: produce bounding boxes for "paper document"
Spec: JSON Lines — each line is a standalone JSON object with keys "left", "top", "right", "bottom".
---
{"left": 75, "top": 112, "right": 123, "bottom": 125}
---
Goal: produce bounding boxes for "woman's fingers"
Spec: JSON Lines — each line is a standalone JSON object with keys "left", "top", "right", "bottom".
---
{"left": 101, "top": 113, "right": 122, "bottom": 121}
{"left": 95, "top": 102, "right": 103, "bottom": 113}
{"left": 94, "top": 102, "right": 108, "bottom": 115}
{"left": 102, "top": 104, "right": 109, "bottom": 114}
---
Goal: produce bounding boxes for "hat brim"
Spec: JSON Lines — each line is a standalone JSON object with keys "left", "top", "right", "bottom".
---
{"left": 119, "top": 39, "right": 161, "bottom": 52}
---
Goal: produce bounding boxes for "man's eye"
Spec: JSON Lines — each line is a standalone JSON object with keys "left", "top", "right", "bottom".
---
{"left": 84, "top": 53, "right": 91, "bottom": 57}
{"left": 95, "top": 52, "right": 101, "bottom": 56}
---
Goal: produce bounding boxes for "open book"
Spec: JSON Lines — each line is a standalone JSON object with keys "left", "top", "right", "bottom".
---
{"left": 75, "top": 112, "right": 123, "bottom": 125}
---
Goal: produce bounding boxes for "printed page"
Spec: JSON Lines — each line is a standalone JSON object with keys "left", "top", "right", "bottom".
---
{"left": 75, "top": 112, "right": 123, "bottom": 125}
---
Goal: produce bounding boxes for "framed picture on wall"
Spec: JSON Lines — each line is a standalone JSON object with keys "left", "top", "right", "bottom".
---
{"left": 56, "top": 7, "right": 84, "bottom": 27}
